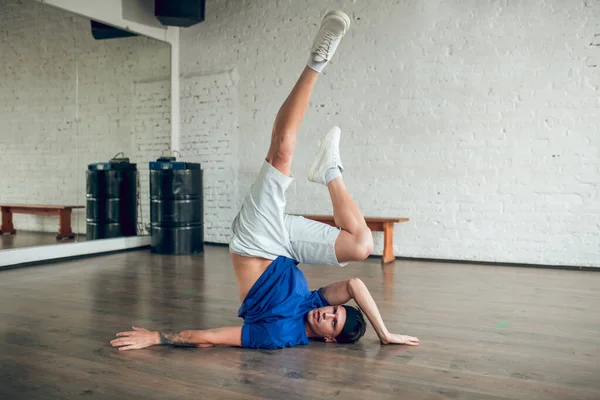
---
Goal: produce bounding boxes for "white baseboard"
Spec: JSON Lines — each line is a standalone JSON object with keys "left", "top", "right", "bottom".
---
{"left": 0, "top": 236, "right": 151, "bottom": 268}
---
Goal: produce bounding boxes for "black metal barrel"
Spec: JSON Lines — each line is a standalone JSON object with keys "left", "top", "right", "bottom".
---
{"left": 150, "top": 159, "right": 203, "bottom": 255}
{"left": 86, "top": 159, "right": 137, "bottom": 240}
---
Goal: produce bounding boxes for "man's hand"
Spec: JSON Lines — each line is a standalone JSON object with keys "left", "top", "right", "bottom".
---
{"left": 110, "top": 326, "right": 160, "bottom": 351}
{"left": 381, "top": 333, "right": 419, "bottom": 346}
{"left": 321, "top": 278, "right": 420, "bottom": 347}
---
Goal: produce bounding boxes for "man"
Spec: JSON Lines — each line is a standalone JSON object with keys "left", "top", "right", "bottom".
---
{"left": 111, "top": 10, "right": 418, "bottom": 351}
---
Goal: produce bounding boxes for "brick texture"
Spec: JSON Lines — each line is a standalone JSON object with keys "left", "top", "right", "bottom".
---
{"left": 179, "top": 0, "right": 600, "bottom": 266}
{"left": 180, "top": 71, "right": 239, "bottom": 243}
{"left": 2, "top": 0, "right": 598, "bottom": 266}
{"left": 0, "top": 0, "right": 170, "bottom": 234}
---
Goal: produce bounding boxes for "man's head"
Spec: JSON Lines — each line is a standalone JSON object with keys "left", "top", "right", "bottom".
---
{"left": 306, "top": 305, "right": 366, "bottom": 343}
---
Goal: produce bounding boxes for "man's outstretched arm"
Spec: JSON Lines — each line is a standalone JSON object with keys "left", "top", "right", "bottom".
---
{"left": 110, "top": 326, "right": 242, "bottom": 351}
{"left": 320, "top": 278, "right": 419, "bottom": 346}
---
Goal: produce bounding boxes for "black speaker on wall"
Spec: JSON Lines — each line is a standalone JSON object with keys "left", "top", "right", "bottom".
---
{"left": 90, "top": 21, "right": 138, "bottom": 40}
{"left": 155, "top": 0, "right": 206, "bottom": 27}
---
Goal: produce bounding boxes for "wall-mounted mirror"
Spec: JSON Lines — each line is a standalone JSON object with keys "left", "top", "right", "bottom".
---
{"left": 73, "top": 11, "right": 171, "bottom": 242}
{"left": 0, "top": 0, "right": 170, "bottom": 259}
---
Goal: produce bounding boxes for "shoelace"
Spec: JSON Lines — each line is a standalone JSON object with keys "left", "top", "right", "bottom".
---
{"left": 334, "top": 147, "right": 340, "bottom": 165}
{"left": 314, "top": 31, "right": 336, "bottom": 61}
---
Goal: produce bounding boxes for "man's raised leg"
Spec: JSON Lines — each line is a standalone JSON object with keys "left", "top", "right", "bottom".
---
{"left": 266, "top": 10, "right": 351, "bottom": 176}
{"left": 329, "top": 177, "right": 374, "bottom": 262}
{"left": 307, "top": 127, "right": 374, "bottom": 263}
{"left": 266, "top": 67, "right": 319, "bottom": 177}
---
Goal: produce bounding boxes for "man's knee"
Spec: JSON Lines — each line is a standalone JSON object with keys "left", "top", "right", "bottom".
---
{"left": 267, "top": 135, "right": 294, "bottom": 171}
{"left": 271, "top": 132, "right": 296, "bottom": 158}
{"left": 267, "top": 149, "right": 293, "bottom": 177}
{"left": 351, "top": 228, "right": 373, "bottom": 261}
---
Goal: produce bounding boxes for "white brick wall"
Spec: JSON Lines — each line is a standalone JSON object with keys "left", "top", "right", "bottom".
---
{"left": 180, "top": 0, "right": 600, "bottom": 266}
{"left": 2, "top": 0, "right": 598, "bottom": 266}
{"left": 180, "top": 71, "right": 239, "bottom": 242}
{"left": 0, "top": 0, "right": 170, "bottom": 234}
{"left": 135, "top": 70, "right": 240, "bottom": 241}
{"left": 132, "top": 79, "right": 171, "bottom": 234}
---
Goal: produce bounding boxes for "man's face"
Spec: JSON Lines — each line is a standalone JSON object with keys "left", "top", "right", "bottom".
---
{"left": 307, "top": 305, "right": 346, "bottom": 342}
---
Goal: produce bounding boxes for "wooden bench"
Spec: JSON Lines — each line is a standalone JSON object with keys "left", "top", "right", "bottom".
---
{"left": 0, "top": 204, "right": 84, "bottom": 240}
{"left": 300, "top": 215, "right": 410, "bottom": 264}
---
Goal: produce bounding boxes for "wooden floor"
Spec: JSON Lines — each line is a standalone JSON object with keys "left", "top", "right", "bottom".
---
{"left": 0, "top": 246, "right": 598, "bottom": 400}
{"left": 0, "top": 230, "right": 84, "bottom": 250}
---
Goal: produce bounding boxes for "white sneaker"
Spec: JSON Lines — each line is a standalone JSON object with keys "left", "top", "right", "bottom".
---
{"left": 307, "top": 126, "right": 344, "bottom": 185}
{"left": 310, "top": 10, "right": 351, "bottom": 63}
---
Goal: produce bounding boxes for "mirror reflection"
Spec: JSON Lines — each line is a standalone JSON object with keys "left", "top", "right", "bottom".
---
{"left": 0, "top": 0, "right": 170, "bottom": 252}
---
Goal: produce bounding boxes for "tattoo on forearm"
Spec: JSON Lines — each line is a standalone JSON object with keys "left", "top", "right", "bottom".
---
{"left": 159, "top": 332, "right": 197, "bottom": 347}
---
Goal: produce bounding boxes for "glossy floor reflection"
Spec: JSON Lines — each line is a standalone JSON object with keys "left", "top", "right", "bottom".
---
{"left": 0, "top": 246, "right": 598, "bottom": 399}
{"left": 0, "top": 230, "right": 85, "bottom": 250}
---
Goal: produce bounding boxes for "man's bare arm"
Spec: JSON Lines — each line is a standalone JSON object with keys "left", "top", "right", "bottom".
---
{"left": 110, "top": 326, "right": 242, "bottom": 351}
{"left": 320, "top": 278, "right": 419, "bottom": 346}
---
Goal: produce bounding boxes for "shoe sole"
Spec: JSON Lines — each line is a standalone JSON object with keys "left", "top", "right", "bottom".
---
{"left": 322, "top": 10, "right": 351, "bottom": 33}
{"left": 308, "top": 127, "right": 339, "bottom": 183}
{"left": 311, "top": 11, "right": 351, "bottom": 63}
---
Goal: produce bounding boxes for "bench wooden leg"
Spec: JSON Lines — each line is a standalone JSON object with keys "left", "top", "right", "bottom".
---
{"left": 0, "top": 207, "right": 16, "bottom": 235}
{"left": 57, "top": 209, "right": 75, "bottom": 240}
{"left": 382, "top": 222, "right": 395, "bottom": 264}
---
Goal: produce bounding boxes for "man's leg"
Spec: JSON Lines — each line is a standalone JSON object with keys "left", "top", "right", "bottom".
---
{"left": 269, "top": 11, "right": 372, "bottom": 265}
{"left": 230, "top": 10, "right": 351, "bottom": 266}
{"left": 329, "top": 177, "right": 374, "bottom": 262}
{"left": 266, "top": 11, "right": 351, "bottom": 176}
{"left": 307, "top": 127, "right": 374, "bottom": 263}
{"left": 265, "top": 67, "right": 319, "bottom": 177}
